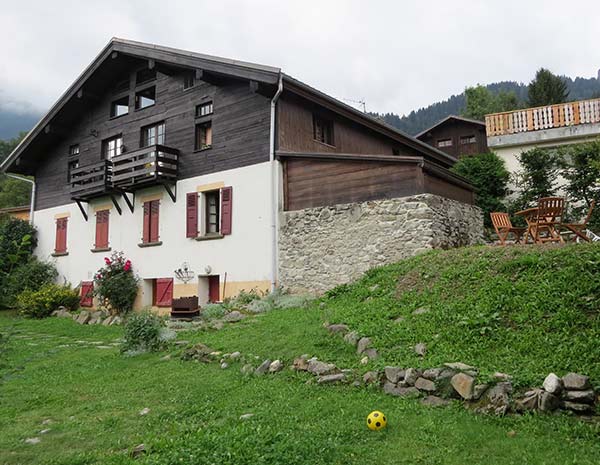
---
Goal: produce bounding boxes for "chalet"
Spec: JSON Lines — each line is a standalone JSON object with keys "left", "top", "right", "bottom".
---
{"left": 416, "top": 115, "right": 488, "bottom": 158}
{"left": 0, "top": 38, "right": 482, "bottom": 309}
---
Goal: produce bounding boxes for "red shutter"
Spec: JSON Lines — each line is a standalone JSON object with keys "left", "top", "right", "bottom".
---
{"left": 186, "top": 193, "right": 198, "bottom": 238}
{"left": 95, "top": 210, "right": 109, "bottom": 249}
{"left": 220, "top": 186, "right": 232, "bottom": 235}
{"left": 155, "top": 278, "right": 173, "bottom": 307}
{"left": 143, "top": 202, "right": 151, "bottom": 243}
{"left": 150, "top": 200, "right": 160, "bottom": 242}
{"left": 55, "top": 217, "right": 68, "bottom": 253}
{"left": 80, "top": 281, "right": 94, "bottom": 307}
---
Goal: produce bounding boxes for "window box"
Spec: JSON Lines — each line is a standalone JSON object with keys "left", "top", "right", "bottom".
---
{"left": 137, "top": 241, "right": 163, "bottom": 248}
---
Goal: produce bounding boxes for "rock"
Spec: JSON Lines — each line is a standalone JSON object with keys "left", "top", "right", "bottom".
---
{"left": 383, "top": 382, "right": 419, "bottom": 397}
{"left": 542, "top": 373, "right": 563, "bottom": 395}
{"left": 493, "top": 372, "right": 512, "bottom": 381}
{"left": 363, "top": 348, "right": 379, "bottom": 360}
{"left": 269, "top": 360, "right": 284, "bottom": 373}
{"left": 76, "top": 312, "right": 91, "bottom": 325}
{"left": 450, "top": 373, "right": 475, "bottom": 400}
{"left": 317, "top": 373, "right": 345, "bottom": 384}
{"left": 230, "top": 351, "right": 241, "bottom": 360}
{"left": 221, "top": 362, "right": 229, "bottom": 369}
{"left": 415, "top": 377, "right": 436, "bottom": 392}
{"left": 110, "top": 316, "right": 122, "bottom": 325}
{"left": 254, "top": 359, "right": 272, "bottom": 375}
{"left": 422, "top": 368, "right": 443, "bottom": 380}
{"left": 292, "top": 356, "right": 309, "bottom": 371}
{"left": 160, "top": 355, "right": 171, "bottom": 361}
{"left": 51, "top": 310, "right": 59, "bottom": 316}
{"left": 24, "top": 437, "right": 40, "bottom": 444}
{"left": 356, "top": 337, "right": 371, "bottom": 354}
{"left": 539, "top": 391, "right": 559, "bottom": 411}
{"left": 41, "top": 419, "right": 53, "bottom": 425}
{"left": 562, "top": 401, "right": 594, "bottom": 413}
{"left": 139, "top": 408, "right": 150, "bottom": 416}
{"left": 444, "top": 362, "right": 476, "bottom": 372}
{"left": 39, "top": 429, "right": 51, "bottom": 434}
{"left": 223, "top": 311, "right": 246, "bottom": 323}
{"left": 326, "top": 323, "right": 349, "bottom": 334}
{"left": 131, "top": 444, "right": 146, "bottom": 458}
{"left": 210, "top": 320, "right": 224, "bottom": 330}
{"left": 515, "top": 389, "right": 541, "bottom": 412}
{"left": 343, "top": 331, "right": 359, "bottom": 346}
{"left": 181, "top": 343, "right": 214, "bottom": 363}
{"left": 507, "top": 430, "right": 517, "bottom": 438}
{"left": 360, "top": 356, "right": 369, "bottom": 365}
{"left": 473, "top": 384, "right": 488, "bottom": 400}
{"left": 412, "top": 307, "right": 430, "bottom": 315}
{"left": 393, "top": 316, "right": 405, "bottom": 324}
{"left": 562, "top": 373, "right": 590, "bottom": 390}
{"left": 308, "top": 360, "right": 337, "bottom": 376}
{"left": 404, "top": 368, "right": 419, "bottom": 386}
{"left": 385, "top": 367, "right": 405, "bottom": 384}
{"left": 414, "top": 343, "right": 427, "bottom": 357}
{"left": 239, "top": 413, "right": 254, "bottom": 420}
{"left": 101, "top": 316, "right": 113, "bottom": 326}
{"left": 421, "top": 395, "right": 449, "bottom": 407}
{"left": 173, "top": 340, "right": 190, "bottom": 346}
{"left": 486, "top": 382, "right": 513, "bottom": 405}
{"left": 240, "top": 364, "right": 254, "bottom": 376}
{"left": 363, "top": 371, "right": 379, "bottom": 384}
{"left": 563, "top": 389, "right": 595, "bottom": 404}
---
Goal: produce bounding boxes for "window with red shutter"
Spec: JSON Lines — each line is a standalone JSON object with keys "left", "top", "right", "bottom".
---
{"left": 80, "top": 281, "right": 94, "bottom": 307}
{"left": 95, "top": 210, "right": 110, "bottom": 249}
{"left": 154, "top": 278, "right": 173, "bottom": 307}
{"left": 142, "top": 200, "right": 160, "bottom": 244}
{"left": 186, "top": 193, "right": 198, "bottom": 238}
{"left": 54, "top": 217, "right": 68, "bottom": 253}
{"left": 220, "top": 186, "right": 232, "bottom": 235}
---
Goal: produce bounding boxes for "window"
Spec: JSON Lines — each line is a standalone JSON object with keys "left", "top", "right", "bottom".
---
{"left": 196, "top": 101, "right": 213, "bottom": 117}
{"left": 460, "top": 135, "right": 477, "bottom": 145}
{"left": 94, "top": 210, "right": 110, "bottom": 250}
{"left": 192, "top": 187, "right": 232, "bottom": 238}
{"left": 67, "top": 159, "right": 80, "bottom": 182}
{"left": 110, "top": 96, "right": 129, "bottom": 118}
{"left": 195, "top": 122, "right": 212, "bottom": 150}
{"left": 437, "top": 138, "right": 453, "bottom": 148}
{"left": 136, "top": 68, "right": 156, "bottom": 85}
{"left": 69, "top": 144, "right": 80, "bottom": 156}
{"left": 135, "top": 86, "right": 156, "bottom": 110}
{"left": 141, "top": 122, "right": 165, "bottom": 147}
{"left": 313, "top": 114, "right": 334, "bottom": 146}
{"left": 142, "top": 200, "right": 160, "bottom": 244}
{"left": 102, "top": 135, "right": 123, "bottom": 160}
{"left": 205, "top": 191, "right": 220, "bottom": 234}
{"left": 183, "top": 71, "right": 195, "bottom": 90}
{"left": 54, "top": 217, "right": 68, "bottom": 254}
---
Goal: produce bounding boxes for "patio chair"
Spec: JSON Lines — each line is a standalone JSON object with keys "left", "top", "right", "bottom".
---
{"left": 490, "top": 212, "right": 526, "bottom": 245}
{"left": 561, "top": 200, "right": 595, "bottom": 242}
{"left": 530, "top": 197, "right": 565, "bottom": 243}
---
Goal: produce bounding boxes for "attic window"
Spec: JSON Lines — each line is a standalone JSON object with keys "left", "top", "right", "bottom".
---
{"left": 110, "top": 96, "right": 129, "bottom": 118}
{"left": 183, "top": 71, "right": 195, "bottom": 90}
{"left": 460, "top": 135, "right": 477, "bottom": 145}
{"left": 313, "top": 114, "right": 334, "bottom": 146}
{"left": 196, "top": 102, "right": 213, "bottom": 117}
{"left": 135, "top": 87, "right": 155, "bottom": 110}
{"left": 437, "top": 138, "right": 453, "bottom": 148}
{"left": 136, "top": 68, "right": 156, "bottom": 85}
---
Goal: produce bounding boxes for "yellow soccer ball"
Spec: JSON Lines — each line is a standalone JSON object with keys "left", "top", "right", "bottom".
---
{"left": 366, "top": 410, "right": 387, "bottom": 431}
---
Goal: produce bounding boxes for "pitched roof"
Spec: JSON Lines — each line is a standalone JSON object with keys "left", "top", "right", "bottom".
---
{"left": 1, "top": 38, "right": 456, "bottom": 174}
{"left": 415, "top": 115, "right": 486, "bottom": 139}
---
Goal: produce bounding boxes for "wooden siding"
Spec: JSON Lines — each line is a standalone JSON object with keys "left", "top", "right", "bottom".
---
{"left": 417, "top": 119, "right": 487, "bottom": 158}
{"left": 423, "top": 170, "right": 474, "bottom": 204}
{"left": 34, "top": 62, "right": 270, "bottom": 211}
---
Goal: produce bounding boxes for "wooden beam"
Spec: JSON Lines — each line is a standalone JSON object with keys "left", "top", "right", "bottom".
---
{"left": 249, "top": 80, "right": 259, "bottom": 93}
{"left": 111, "top": 51, "right": 118, "bottom": 59}
{"left": 195, "top": 69, "right": 203, "bottom": 80}
{"left": 76, "top": 89, "right": 101, "bottom": 101}
{"left": 148, "top": 59, "right": 155, "bottom": 69}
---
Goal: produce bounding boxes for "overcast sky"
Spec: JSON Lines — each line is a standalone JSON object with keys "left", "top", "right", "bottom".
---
{"left": 1, "top": 0, "right": 599, "bottom": 117}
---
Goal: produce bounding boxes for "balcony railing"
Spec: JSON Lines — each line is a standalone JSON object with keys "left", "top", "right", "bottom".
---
{"left": 485, "top": 98, "right": 600, "bottom": 137}
{"left": 70, "top": 160, "right": 113, "bottom": 201}
{"left": 111, "top": 144, "right": 179, "bottom": 190}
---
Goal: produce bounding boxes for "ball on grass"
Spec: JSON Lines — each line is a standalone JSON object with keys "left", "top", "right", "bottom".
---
{"left": 366, "top": 410, "right": 387, "bottom": 431}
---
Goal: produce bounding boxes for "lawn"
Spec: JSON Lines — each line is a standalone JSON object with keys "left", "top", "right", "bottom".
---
{"left": 1, "top": 307, "right": 600, "bottom": 465}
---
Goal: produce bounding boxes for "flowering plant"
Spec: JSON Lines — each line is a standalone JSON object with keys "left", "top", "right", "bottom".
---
{"left": 94, "top": 251, "right": 139, "bottom": 315}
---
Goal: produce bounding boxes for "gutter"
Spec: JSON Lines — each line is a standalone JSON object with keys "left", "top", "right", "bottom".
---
{"left": 269, "top": 74, "right": 284, "bottom": 293}
{"left": 5, "top": 174, "right": 35, "bottom": 226}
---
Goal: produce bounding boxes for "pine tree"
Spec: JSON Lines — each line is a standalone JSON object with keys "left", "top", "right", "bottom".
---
{"left": 527, "top": 68, "right": 570, "bottom": 107}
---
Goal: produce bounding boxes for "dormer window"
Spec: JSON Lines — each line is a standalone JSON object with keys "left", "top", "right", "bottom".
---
{"left": 110, "top": 96, "right": 129, "bottom": 118}
{"left": 135, "top": 87, "right": 155, "bottom": 110}
{"left": 196, "top": 102, "right": 213, "bottom": 117}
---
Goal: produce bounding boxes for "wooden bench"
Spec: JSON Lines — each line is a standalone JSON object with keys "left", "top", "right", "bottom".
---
{"left": 171, "top": 296, "right": 200, "bottom": 319}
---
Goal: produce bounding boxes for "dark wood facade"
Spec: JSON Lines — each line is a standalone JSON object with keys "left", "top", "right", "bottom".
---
{"left": 416, "top": 116, "right": 488, "bottom": 159}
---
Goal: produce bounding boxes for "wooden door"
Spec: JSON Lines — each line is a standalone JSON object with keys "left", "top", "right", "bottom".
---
{"left": 208, "top": 276, "right": 220, "bottom": 303}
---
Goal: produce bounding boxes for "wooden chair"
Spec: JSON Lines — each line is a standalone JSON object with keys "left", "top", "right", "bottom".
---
{"left": 490, "top": 212, "right": 526, "bottom": 245}
{"left": 530, "top": 197, "right": 565, "bottom": 244}
{"left": 561, "top": 200, "right": 595, "bottom": 242}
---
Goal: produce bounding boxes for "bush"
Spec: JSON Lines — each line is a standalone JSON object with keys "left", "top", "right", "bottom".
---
{"left": 122, "top": 311, "right": 165, "bottom": 353}
{"left": 0, "top": 218, "right": 37, "bottom": 275}
{"left": 514, "top": 147, "right": 561, "bottom": 209}
{"left": 94, "top": 251, "right": 139, "bottom": 315}
{"left": 202, "top": 303, "right": 228, "bottom": 320}
{"left": 17, "top": 283, "right": 79, "bottom": 318}
{"left": 0, "top": 258, "right": 57, "bottom": 308}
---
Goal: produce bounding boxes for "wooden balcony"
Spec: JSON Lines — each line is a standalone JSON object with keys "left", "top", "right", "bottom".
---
{"left": 70, "top": 160, "right": 113, "bottom": 201}
{"left": 485, "top": 98, "right": 600, "bottom": 137}
{"left": 111, "top": 144, "right": 179, "bottom": 191}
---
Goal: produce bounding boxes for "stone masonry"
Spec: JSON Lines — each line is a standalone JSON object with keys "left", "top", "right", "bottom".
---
{"left": 279, "top": 194, "right": 483, "bottom": 293}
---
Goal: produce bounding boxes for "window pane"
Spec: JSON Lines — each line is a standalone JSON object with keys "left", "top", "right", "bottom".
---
{"left": 110, "top": 96, "right": 129, "bottom": 117}
{"left": 136, "top": 87, "right": 156, "bottom": 109}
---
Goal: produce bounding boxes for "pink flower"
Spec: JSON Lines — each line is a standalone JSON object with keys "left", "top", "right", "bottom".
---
{"left": 104, "top": 257, "right": 111, "bottom": 265}
{"left": 124, "top": 262, "right": 131, "bottom": 272}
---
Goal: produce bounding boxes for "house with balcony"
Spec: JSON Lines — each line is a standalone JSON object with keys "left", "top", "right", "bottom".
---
{"left": 485, "top": 98, "right": 600, "bottom": 175}
{"left": 1, "top": 38, "right": 482, "bottom": 311}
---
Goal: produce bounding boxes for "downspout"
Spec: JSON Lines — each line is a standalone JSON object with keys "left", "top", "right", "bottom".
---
{"left": 269, "top": 74, "right": 284, "bottom": 293}
{"left": 5, "top": 173, "right": 35, "bottom": 226}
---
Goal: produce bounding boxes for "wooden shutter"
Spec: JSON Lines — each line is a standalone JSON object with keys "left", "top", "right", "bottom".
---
{"left": 186, "top": 193, "right": 198, "bottom": 238}
{"left": 80, "top": 281, "right": 94, "bottom": 307}
{"left": 95, "top": 210, "right": 109, "bottom": 248}
{"left": 155, "top": 278, "right": 173, "bottom": 307}
{"left": 150, "top": 200, "right": 160, "bottom": 242}
{"left": 142, "top": 202, "right": 151, "bottom": 243}
{"left": 220, "top": 186, "right": 232, "bottom": 235}
{"left": 55, "top": 217, "right": 68, "bottom": 253}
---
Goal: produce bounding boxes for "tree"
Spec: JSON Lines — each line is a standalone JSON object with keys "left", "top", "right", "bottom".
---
{"left": 527, "top": 68, "right": 569, "bottom": 107}
{"left": 514, "top": 147, "right": 561, "bottom": 210}
{"left": 461, "top": 85, "right": 520, "bottom": 121}
{"left": 451, "top": 152, "right": 510, "bottom": 227}
{"left": 0, "top": 132, "right": 31, "bottom": 209}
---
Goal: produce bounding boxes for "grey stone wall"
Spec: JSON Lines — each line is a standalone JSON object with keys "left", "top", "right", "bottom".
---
{"left": 279, "top": 194, "right": 483, "bottom": 294}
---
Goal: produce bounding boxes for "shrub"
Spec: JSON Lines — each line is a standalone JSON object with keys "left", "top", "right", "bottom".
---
{"left": 17, "top": 283, "right": 79, "bottom": 318}
{"left": 202, "top": 303, "right": 228, "bottom": 320}
{"left": 514, "top": 147, "right": 561, "bottom": 209}
{"left": 94, "top": 251, "right": 139, "bottom": 315}
{"left": 0, "top": 258, "right": 57, "bottom": 308}
{"left": 122, "top": 311, "right": 165, "bottom": 353}
{"left": 0, "top": 218, "right": 37, "bottom": 275}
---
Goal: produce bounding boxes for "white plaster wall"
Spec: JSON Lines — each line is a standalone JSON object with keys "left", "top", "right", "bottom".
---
{"left": 34, "top": 162, "right": 272, "bottom": 301}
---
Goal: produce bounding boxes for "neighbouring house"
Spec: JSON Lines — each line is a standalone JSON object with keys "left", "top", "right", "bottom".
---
{"left": 0, "top": 205, "right": 30, "bottom": 222}
{"left": 485, "top": 98, "right": 600, "bottom": 177}
{"left": 0, "top": 38, "right": 482, "bottom": 309}
{"left": 416, "top": 115, "right": 488, "bottom": 158}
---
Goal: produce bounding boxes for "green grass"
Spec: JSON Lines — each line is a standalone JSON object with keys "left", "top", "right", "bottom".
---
{"left": 2, "top": 244, "right": 600, "bottom": 464}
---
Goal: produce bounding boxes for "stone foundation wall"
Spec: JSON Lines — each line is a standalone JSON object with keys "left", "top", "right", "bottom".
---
{"left": 278, "top": 194, "right": 483, "bottom": 293}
